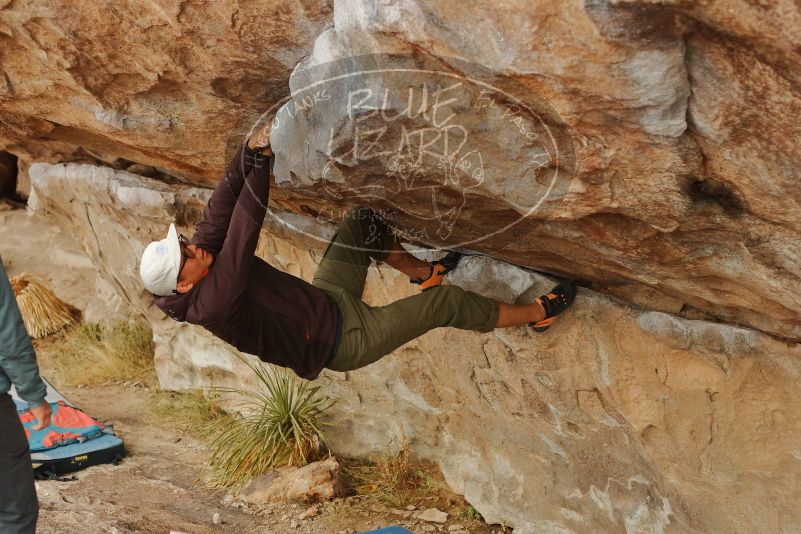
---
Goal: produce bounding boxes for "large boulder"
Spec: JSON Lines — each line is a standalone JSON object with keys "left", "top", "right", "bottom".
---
{"left": 266, "top": 0, "right": 801, "bottom": 341}
{"left": 6, "top": 0, "right": 801, "bottom": 531}
{"left": 2, "top": 1, "right": 800, "bottom": 340}
{"left": 28, "top": 160, "right": 801, "bottom": 533}
{"left": 0, "top": 0, "right": 331, "bottom": 179}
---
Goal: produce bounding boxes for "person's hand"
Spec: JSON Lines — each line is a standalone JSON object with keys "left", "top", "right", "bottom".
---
{"left": 247, "top": 119, "right": 274, "bottom": 155}
{"left": 30, "top": 400, "right": 52, "bottom": 430}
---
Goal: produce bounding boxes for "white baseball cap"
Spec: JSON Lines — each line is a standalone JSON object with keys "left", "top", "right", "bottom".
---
{"left": 140, "top": 223, "right": 182, "bottom": 296}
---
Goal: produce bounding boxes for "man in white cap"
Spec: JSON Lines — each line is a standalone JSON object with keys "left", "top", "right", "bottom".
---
{"left": 140, "top": 121, "right": 345, "bottom": 380}
{"left": 140, "top": 121, "right": 577, "bottom": 380}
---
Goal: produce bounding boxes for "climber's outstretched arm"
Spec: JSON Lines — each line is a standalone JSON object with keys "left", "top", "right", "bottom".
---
{"left": 193, "top": 146, "right": 271, "bottom": 319}
{"left": 191, "top": 121, "right": 273, "bottom": 256}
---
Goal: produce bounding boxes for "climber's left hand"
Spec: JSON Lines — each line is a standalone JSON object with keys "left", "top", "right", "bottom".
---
{"left": 247, "top": 119, "right": 274, "bottom": 156}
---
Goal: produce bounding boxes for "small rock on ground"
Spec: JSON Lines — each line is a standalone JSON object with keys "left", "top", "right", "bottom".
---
{"left": 298, "top": 504, "right": 320, "bottom": 520}
{"left": 390, "top": 508, "right": 413, "bottom": 518}
{"left": 417, "top": 507, "right": 449, "bottom": 524}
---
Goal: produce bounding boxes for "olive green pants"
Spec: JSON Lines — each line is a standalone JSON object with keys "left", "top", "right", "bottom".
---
{"left": 313, "top": 207, "right": 499, "bottom": 372}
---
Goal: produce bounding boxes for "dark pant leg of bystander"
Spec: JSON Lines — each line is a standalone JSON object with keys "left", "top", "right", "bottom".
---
{"left": 0, "top": 393, "right": 38, "bottom": 534}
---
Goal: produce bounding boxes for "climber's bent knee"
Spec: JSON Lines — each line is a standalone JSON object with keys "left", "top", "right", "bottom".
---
{"left": 337, "top": 206, "right": 397, "bottom": 263}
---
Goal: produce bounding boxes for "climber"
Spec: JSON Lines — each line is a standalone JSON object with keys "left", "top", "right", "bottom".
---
{"left": 138, "top": 120, "right": 577, "bottom": 380}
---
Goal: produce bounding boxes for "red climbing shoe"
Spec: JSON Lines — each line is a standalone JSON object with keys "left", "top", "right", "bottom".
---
{"left": 410, "top": 251, "right": 462, "bottom": 291}
{"left": 529, "top": 280, "right": 577, "bottom": 332}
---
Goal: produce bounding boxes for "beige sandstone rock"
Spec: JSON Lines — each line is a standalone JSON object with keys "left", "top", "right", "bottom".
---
{"left": 239, "top": 457, "right": 342, "bottom": 504}
{"left": 27, "top": 160, "right": 801, "bottom": 532}
{"left": 0, "top": 0, "right": 331, "bottom": 180}
{"left": 0, "top": 207, "right": 100, "bottom": 320}
{"left": 6, "top": 0, "right": 801, "bottom": 531}
{"left": 268, "top": 0, "right": 801, "bottom": 342}
{"left": 3, "top": 1, "right": 800, "bottom": 340}
{"left": 416, "top": 508, "right": 448, "bottom": 524}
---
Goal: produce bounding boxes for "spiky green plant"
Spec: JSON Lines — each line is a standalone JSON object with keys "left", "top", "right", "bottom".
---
{"left": 203, "top": 350, "right": 334, "bottom": 488}
{"left": 459, "top": 504, "right": 483, "bottom": 521}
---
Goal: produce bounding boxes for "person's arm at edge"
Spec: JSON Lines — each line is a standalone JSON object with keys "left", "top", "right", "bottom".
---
{"left": 0, "top": 260, "right": 50, "bottom": 429}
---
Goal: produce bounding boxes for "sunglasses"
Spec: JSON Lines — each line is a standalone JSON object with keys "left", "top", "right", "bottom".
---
{"left": 178, "top": 234, "right": 195, "bottom": 273}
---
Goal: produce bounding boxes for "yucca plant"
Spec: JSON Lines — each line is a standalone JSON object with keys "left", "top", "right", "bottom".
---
{"left": 203, "top": 349, "right": 335, "bottom": 488}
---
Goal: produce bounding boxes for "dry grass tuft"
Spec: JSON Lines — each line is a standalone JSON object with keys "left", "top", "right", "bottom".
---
{"left": 11, "top": 273, "right": 77, "bottom": 338}
{"left": 342, "top": 445, "right": 440, "bottom": 508}
{"left": 41, "top": 318, "right": 225, "bottom": 436}
{"left": 46, "top": 321, "right": 155, "bottom": 387}
{"left": 148, "top": 388, "right": 227, "bottom": 435}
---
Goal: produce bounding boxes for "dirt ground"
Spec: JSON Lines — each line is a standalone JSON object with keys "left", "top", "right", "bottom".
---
{"left": 32, "top": 381, "right": 497, "bottom": 534}
{"left": 29, "top": 325, "right": 505, "bottom": 534}
{"left": 2, "top": 204, "right": 505, "bottom": 534}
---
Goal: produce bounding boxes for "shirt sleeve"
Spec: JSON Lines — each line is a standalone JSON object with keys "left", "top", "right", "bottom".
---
{"left": 0, "top": 260, "right": 46, "bottom": 407}
{"left": 193, "top": 149, "right": 272, "bottom": 321}
{"left": 191, "top": 142, "right": 265, "bottom": 257}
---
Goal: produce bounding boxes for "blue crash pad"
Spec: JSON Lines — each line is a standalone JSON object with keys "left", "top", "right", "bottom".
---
{"left": 360, "top": 528, "right": 413, "bottom": 534}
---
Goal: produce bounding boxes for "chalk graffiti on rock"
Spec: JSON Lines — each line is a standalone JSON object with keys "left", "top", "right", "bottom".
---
{"left": 257, "top": 54, "right": 576, "bottom": 252}
{"left": 321, "top": 83, "right": 486, "bottom": 240}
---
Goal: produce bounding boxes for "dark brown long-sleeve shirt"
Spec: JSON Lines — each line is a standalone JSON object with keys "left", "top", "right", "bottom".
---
{"left": 154, "top": 143, "right": 340, "bottom": 380}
